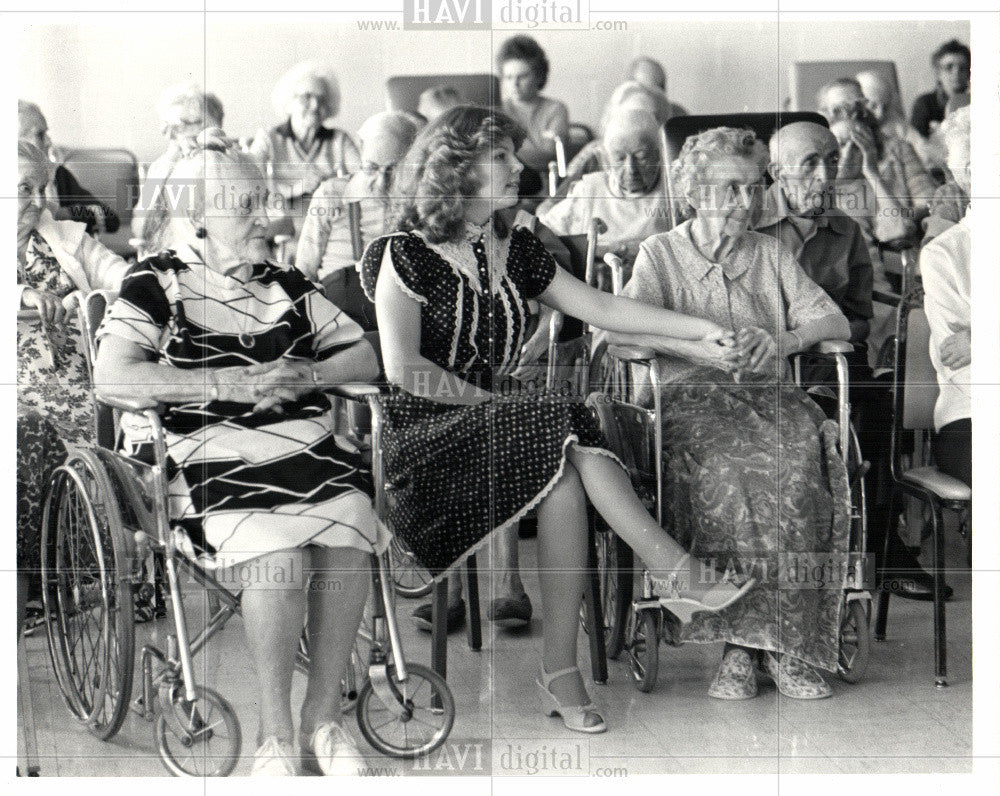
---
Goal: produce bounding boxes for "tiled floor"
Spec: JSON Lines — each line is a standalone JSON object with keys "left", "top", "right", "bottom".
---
{"left": 17, "top": 532, "right": 973, "bottom": 777}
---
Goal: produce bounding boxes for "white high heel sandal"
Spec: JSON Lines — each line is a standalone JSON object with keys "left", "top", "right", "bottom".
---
{"left": 651, "top": 554, "right": 756, "bottom": 625}
{"left": 537, "top": 665, "right": 607, "bottom": 734}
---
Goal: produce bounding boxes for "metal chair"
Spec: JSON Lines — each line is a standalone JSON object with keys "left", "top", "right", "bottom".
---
{"left": 58, "top": 147, "right": 140, "bottom": 257}
{"left": 385, "top": 73, "right": 499, "bottom": 114}
{"left": 874, "top": 291, "right": 971, "bottom": 687}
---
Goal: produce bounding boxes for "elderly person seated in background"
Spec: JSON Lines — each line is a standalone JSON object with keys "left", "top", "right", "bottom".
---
{"left": 819, "top": 78, "right": 937, "bottom": 222}
{"left": 497, "top": 35, "right": 570, "bottom": 192}
{"left": 251, "top": 62, "right": 362, "bottom": 236}
{"left": 759, "top": 120, "right": 947, "bottom": 601}
{"left": 94, "top": 131, "right": 386, "bottom": 775}
{"left": 17, "top": 139, "right": 131, "bottom": 637}
{"left": 910, "top": 39, "right": 971, "bottom": 141}
{"left": 296, "top": 111, "right": 420, "bottom": 331}
{"left": 18, "top": 100, "right": 120, "bottom": 236}
{"left": 922, "top": 107, "right": 971, "bottom": 246}
{"left": 132, "top": 83, "right": 226, "bottom": 243}
{"left": 538, "top": 108, "right": 669, "bottom": 266}
{"left": 565, "top": 80, "right": 672, "bottom": 183}
{"left": 920, "top": 105, "right": 971, "bottom": 489}
{"left": 627, "top": 56, "right": 689, "bottom": 117}
{"left": 604, "top": 127, "right": 852, "bottom": 700}
{"left": 418, "top": 85, "right": 463, "bottom": 123}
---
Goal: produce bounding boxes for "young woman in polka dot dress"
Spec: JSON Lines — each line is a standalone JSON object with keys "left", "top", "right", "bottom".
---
{"left": 361, "top": 106, "right": 755, "bottom": 734}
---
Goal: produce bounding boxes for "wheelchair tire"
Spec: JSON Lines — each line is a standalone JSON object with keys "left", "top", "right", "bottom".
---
{"left": 41, "top": 449, "right": 135, "bottom": 741}
{"left": 154, "top": 684, "right": 241, "bottom": 777}
{"left": 837, "top": 599, "right": 870, "bottom": 683}
{"left": 356, "top": 662, "right": 455, "bottom": 758}
{"left": 389, "top": 536, "right": 433, "bottom": 599}
{"left": 580, "top": 518, "right": 634, "bottom": 660}
{"left": 626, "top": 609, "right": 659, "bottom": 693}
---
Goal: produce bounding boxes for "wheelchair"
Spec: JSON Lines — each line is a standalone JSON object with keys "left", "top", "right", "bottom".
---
{"left": 37, "top": 291, "right": 455, "bottom": 776}
{"left": 581, "top": 253, "right": 875, "bottom": 693}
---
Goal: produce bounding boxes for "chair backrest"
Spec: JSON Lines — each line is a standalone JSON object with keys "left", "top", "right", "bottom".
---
{"left": 902, "top": 306, "right": 939, "bottom": 431}
{"left": 59, "top": 148, "right": 140, "bottom": 256}
{"left": 663, "top": 112, "right": 829, "bottom": 164}
{"left": 385, "top": 74, "right": 500, "bottom": 114}
{"left": 788, "top": 60, "right": 901, "bottom": 113}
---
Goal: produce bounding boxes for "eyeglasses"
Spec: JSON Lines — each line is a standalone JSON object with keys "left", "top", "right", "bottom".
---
{"left": 361, "top": 162, "right": 396, "bottom": 178}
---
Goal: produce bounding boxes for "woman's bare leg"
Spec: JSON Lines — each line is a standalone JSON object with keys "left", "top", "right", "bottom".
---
{"left": 300, "top": 546, "right": 369, "bottom": 740}
{"left": 239, "top": 548, "right": 308, "bottom": 744}
{"left": 491, "top": 524, "right": 527, "bottom": 599}
{"left": 566, "top": 448, "right": 694, "bottom": 578}
{"left": 535, "top": 462, "right": 590, "bottom": 707}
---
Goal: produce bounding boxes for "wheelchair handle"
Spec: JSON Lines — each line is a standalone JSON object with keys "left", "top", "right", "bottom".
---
{"left": 606, "top": 343, "right": 657, "bottom": 363}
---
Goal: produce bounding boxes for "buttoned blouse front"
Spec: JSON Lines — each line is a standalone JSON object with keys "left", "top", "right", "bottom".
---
{"left": 622, "top": 220, "right": 839, "bottom": 385}
{"left": 360, "top": 224, "right": 557, "bottom": 391}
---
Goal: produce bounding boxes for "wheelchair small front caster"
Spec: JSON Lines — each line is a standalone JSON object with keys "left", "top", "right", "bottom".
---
{"left": 626, "top": 608, "right": 659, "bottom": 693}
{"left": 154, "top": 684, "right": 241, "bottom": 777}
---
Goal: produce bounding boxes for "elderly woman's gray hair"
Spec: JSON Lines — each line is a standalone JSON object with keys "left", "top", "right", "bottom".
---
{"left": 358, "top": 111, "right": 420, "bottom": 150}
{"left": 155, "top": 82, "right": 224, "bottom": 130}
{"left": 18, "top": 138, "right": 53, "bottom": 176}
{"left": 141, "top": 128, "right": 261, "bottom": 250}
{"left": 271, "top": 62, "right": 341, "bottom": 119}
{"left": 670, "top": 127, "right": 768, "bottom": 209}
{"left": 940, "top": 105, "right": 971, "bottom": 156}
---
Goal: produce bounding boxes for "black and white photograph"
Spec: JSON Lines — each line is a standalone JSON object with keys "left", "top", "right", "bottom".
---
{"left": 6, "top": 0, "right": 999, "bottom": 786}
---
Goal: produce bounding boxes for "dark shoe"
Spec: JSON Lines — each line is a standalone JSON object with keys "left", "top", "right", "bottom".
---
{"left": 759, "top": 651, "right": 832, "bottom": 699}
{"left": 707, "top": 644, "right": 758, "bottom": 700}
{"left": 487, "top": 593, "right": 533, "bottom": 628}
{"left": 411, "top": 599, "right": 466, "bottom": 633}
{"left": 881, "top": 574, "right": 953, "bottom": 602}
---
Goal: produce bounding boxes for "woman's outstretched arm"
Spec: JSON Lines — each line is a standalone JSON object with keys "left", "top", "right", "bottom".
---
{"left": 538, "top": 267, "right": 730, "bottom": 342}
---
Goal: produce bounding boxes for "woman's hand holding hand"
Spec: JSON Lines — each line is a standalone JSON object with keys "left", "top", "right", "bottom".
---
{"left": 211, "top": 360, "right": 316, "bottom": 411}
{"left": 22, "top": 287, "right": 67, "bottom": 325}
{"left": 735, "top": 327, "right": 777, "bottom": 373}
{"left": 673, "top": 336, "right": 740, "bottom": 370}
{"left": 940, "top": 322, "right": 971, "bottom": 369}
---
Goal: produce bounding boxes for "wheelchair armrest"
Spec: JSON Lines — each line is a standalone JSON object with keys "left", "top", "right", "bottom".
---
{"left": 95, "top": 391, "right": 160, "bottom": 413}
{"left": 324, "top": 382, "right": 381, "bottom": 401}
{"left": 873, "top": 290, "right": 902, "bottom": 307}
{"left": 606, "top": 344, "right": 657, "bottom": 363}
{"left": 17, "top": 309, "right": 40, "bottom": 321}
{"left": 805, "top": 340, "right": 854, "bottom": 356}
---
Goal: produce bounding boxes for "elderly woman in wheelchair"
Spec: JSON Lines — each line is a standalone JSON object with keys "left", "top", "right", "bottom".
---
{"left": 93, "top": 131, "right": 390, "bottom": 775}
{"left": 601, "top": 127, "right": 856, "bottom": 700}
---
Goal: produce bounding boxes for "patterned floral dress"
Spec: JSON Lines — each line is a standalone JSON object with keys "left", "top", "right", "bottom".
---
{"left": 97, "top": 249, "right": 389, "bottom": 568}
{"left": 17, "top": 231, "right": 94, "bottom": 444}
{"left": 623, "top": 225, "right": 852, "bottom": 672}
{"left": 360, "top": 222, "right": 618, "bottom": 577}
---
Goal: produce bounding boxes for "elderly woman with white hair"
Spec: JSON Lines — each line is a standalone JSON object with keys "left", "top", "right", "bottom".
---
{"left": 296, "top": 111, "right": 419, "bottom": 330}
{"left": 539, "top": 107, "right": 669, "bottom": 264}
{"left": 251, "top": 62, "right": 362, "bottom": 234}
{"left": 923, "top": 106, "right": 971, "bottom": 245}
{"left": 95, "top": 131, "right": 386, "bottom": 775}
{"left": 604, "top": 127, "right": 854, "bottom": 701}
{"left": 132, "top": 83, "right": 225, "bottom": 241}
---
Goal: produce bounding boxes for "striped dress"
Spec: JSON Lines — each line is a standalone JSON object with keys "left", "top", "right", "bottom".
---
{"left": 97, "top": 248, "right": 388, "bottom": 569}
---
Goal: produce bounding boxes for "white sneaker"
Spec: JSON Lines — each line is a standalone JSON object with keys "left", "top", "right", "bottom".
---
{"left": 251, "top": 736, "right": 299, "bottom": 776}
{"left": 303, "top": 722, "right": 364, "bottom": 776}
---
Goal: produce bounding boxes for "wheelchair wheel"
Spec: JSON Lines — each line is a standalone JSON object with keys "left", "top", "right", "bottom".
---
{"left": 390, "top": 536, "right": 433, "bottom": 598}
{"left": 580, "top": 519, "right": 634, "bottom": 660}
{"left": 837, "top": 600, "right": 870, "bottom": 683}
{"left": 154, "top": 684, "right": 241, "bottom": 777}
{"left": 356, "top": 662, "right": 454, "bottom": 758}
{"left": 40, "top": 450, "right": 135, "bottom": 741}
{"left": 626, "top": 608, "right": 659, "bottom": 693}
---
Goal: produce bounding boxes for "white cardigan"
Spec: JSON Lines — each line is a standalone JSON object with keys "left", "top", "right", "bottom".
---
{"left": 18, "top": 208, "right": 130, "bottom": 308}
{"left": 920, "top": 214, "right": 971, "bottom": 431}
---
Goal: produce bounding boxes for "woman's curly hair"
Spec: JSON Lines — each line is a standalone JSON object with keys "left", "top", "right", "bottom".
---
{"left": 392, "top": 105, "right": 526, "bottom": 244}
{"left": 670, "top": 126, "right": 768, "bottom": 219}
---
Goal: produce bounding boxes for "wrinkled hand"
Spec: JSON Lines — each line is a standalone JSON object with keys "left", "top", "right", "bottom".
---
{"left": 940, "top": 323, "right": 971, "bottom": 370}
{"left": 213, "top": 360, "right": 316, "bottom": 412}
{"left": 677, "top": 336, "right": 740, "bottom": 370}
{"left": 851, "top": 124, "right": 879, "bottom": 172}
{"left": 22, "top": 287, "right": 67, "bottom": 326}
{"left": 735, "top": 326, "right": 777, "bottom": 373}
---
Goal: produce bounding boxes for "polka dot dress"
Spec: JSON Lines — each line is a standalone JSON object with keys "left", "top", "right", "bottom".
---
{"left": 360, "top": 226, "right": 614, "bottom": 577}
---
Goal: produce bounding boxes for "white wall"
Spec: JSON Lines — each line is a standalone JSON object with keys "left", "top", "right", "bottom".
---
{"left": 19, "top": 17, "right": 969, "bottom": 163}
